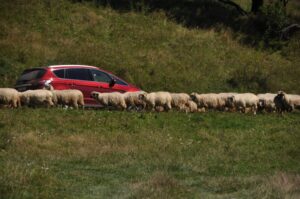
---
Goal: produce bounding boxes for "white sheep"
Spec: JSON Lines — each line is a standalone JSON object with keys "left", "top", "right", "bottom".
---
{"left": 123, "top": 91, "right": 147, "bottom": 110}
{"left": 284, "top": 94, "right": 300, "bottom": 111}
{"left": 190, "top": 93, "right": 220, "bottom": 111}
{"left": 20, "top": 89, "right": 54, "bottom": 107}
{"left": 52, "top": 90, "right": 84, "bottom": 109}
{"left": 44, "top": 85, "right": 84, "bottom": 109}
{"left": 226, "top": 93, "right": 259, "bottom": 114}
{"left": 170, "top": 93, "right": 191, "bottom": 111}
{"left": 0, "top": 88, "right": 21, "bottom": 108}
{"left": 217, "top": 93, "right": 238, "bottom": 111}
{"left": 257, "top": 93, "right": 276, "bottom": 112}
{"left": 91, "top": 91, "right": 127, "bottom": 110}
{"left": 139, "top": 91, "right": 172, "bottom": 111}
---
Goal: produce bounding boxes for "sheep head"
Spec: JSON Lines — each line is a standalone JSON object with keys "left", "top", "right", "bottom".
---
{"left": 91, "top": 91, "right": 99, "bottom": 99}
{"left": 190, "top": 92, "right": 198, "bottom": 101}
{"left": 226, "top": 96, "right": 235, "bottom": 107}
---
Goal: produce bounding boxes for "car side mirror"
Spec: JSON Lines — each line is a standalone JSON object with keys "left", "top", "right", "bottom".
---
{"left": 109, "top": 78, "right": 116, "bottom": 87}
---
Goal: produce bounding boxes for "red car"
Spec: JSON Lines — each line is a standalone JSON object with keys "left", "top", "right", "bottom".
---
{"left": 15, "top": 65, "right": 141, "bottom": 106}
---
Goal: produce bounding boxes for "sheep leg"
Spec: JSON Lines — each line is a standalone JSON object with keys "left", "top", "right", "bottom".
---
{"left": 12, "top": 99, "right": 18, "bottom": 108}
{"left": 79, "top": 97, "right": 84, "bottom": 109}
{"left": 72, "top": 101, "right": 79, "bottom": 109}
{"left": 149, "top": 103, "right": 155, "bottom": 112}
{"left": 17, "top": 98, "right": 21, "bottom": 108}
{"left": 241, "top": 106, "right": 246, "bottom": 113}
{"left": 7, "top": 100, "right": 13, "bottom": 108}
{"left": 252, "top": 105, "right": 257, "bottom": 115}
{"left": 121, "top": 102, "right": 127, "bottom": 111}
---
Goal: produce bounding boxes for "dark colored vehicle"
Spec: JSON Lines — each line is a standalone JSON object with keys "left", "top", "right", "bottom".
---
{"left": 15, "top": 65, "right": 140, "bottom": 106}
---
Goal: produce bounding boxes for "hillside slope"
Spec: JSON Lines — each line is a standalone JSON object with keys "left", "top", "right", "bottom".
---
{"left": 0, "top": 0, "right": 299, "bottom": 93}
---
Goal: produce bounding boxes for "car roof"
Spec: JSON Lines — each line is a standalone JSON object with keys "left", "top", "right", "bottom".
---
{"left": 46, "top": 65, "right": 116, "bottom": 76}
{"left": 47, "top": 65, "right": 99, "bottom": 69}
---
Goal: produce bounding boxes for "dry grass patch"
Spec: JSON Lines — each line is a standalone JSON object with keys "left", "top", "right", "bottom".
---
{"left": 130, "top": 171, "right": 188, "bottom": 198}
{"left": 271, "top": 172, "right": 300, "bottom": 198}
{"left": 10, "top": 132, "right": 138, "bottom": 161}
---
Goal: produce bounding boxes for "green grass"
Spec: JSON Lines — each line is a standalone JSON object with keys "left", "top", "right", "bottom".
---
{"left": 0, "top": 109, "right": 299, "bottom": 198}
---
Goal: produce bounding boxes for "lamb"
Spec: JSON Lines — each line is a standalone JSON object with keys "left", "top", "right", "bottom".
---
{"left": 91, "top": 91, "right": 127, "bottom": 110}
{"left": 123, "top": 91, "right": 147, "bottom": 110}
{"left": 275, "top": 91, "right": 300, "bottom": 112}
{"left": 0, "top": 88, "right": 21, "bottom": 108}
{"left": 185, "top": 100, "right": 200, "bottom": 113}
{"left": 155, "top": 106, "right": 165, "bottom": 112}
{"left": 19, "top": 89, "right": 54, "bottom": 107}
{"left": 170, "top": 93, "right": 191, "bottom": 111}
{"left": 155, "top": 100, "right": 202, "bottom": 113}
{"left": 138, "top": 91, "right": 172, "bottom": 111}
{"left": 257, "top": 93, "right": 276, "bottom": 112}
{"left": 226, "top": 93, "right": 259, "bottom": 114}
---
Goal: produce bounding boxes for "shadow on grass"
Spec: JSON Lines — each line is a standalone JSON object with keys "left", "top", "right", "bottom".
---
{"left": 90, "top": 0, "right": 244, "bottom": 28}
{"left": 77, "top": 0, "right": 281, "bottom": 47}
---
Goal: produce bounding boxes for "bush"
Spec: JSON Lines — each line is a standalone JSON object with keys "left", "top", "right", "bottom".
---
{"left": 260, "top": 2, "right": 289, "bottom": 46}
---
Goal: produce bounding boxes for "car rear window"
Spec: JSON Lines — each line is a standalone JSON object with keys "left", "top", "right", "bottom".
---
{"left": 18, "top": 69, "right": 46, "bottom": 82}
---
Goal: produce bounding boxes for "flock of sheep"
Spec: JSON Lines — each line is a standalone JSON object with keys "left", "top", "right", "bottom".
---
{"left": 0, "top": 86, "right": 299, "bottom": 114}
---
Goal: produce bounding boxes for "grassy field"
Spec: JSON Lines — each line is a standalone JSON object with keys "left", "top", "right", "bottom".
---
{"left": 0, "top": 109, "right": 300, "bottom": 198}
{"left": 1, "top": 0, "right": 300, "bottom": 198}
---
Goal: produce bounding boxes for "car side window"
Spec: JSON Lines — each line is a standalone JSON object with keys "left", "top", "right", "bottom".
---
{"left": 66, "top": 69, "right": 92, "bottom": 81}
{"left": 53, "top": 69, "right": 65, "bottom": 78}
{"left": 90, "top": 69, "right": 112, "bottom": 83}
